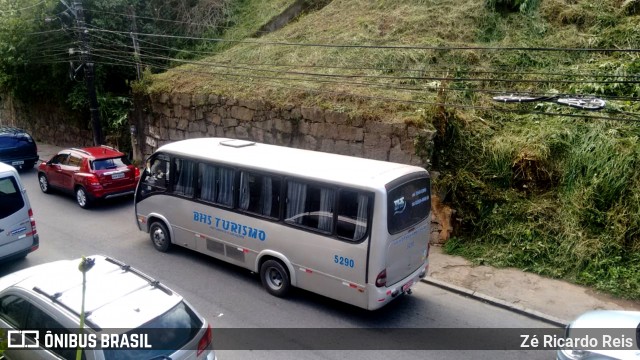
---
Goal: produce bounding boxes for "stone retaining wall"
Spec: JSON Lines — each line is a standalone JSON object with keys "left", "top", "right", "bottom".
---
{"left": 0, "top": 93, "right": 91, "bottom": 147}
{"left": 137, "top": 92, "right": 435, "bottom": 166}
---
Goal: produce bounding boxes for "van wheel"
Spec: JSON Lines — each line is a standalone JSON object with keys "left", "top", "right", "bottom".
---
{"left": 75, "top": 187, "right": 92, "bottom": 209}
{"left": 149, "top": 221, "right": 171, "bottom": 252}
{"left": 260, "top": 260, "right": 290, "bottom": 297}
{"left": 38, "top": 174, "right": 50, "bottom": 193}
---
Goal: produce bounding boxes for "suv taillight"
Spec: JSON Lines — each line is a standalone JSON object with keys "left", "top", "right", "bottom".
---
{"left": 375, "top": 269, "right": 387, "bottom": 288}
{"left": 134, "top": 167, "right": 140, "bottom": 178}
{"left": 87, "top": 174, "right": 101, "bottom": 186}
{"left": 197, "top": 324, "right": 212, "bottom": 356}
{"left": 27, "top": 208, "right": 37, "bottom": 236}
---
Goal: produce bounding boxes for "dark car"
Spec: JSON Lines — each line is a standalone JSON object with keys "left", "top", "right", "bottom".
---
{"left": 0, "top": 126, "right": 39, "bottom": 170}
{"left": 37, "top": 145, "right": 140, "bottom": 208}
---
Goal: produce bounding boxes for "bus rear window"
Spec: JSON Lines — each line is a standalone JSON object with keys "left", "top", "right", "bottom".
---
{"left": 387, "top": 177, "right": 431, "bottom": 234}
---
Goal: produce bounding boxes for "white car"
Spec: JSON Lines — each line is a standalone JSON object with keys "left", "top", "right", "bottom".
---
{"left": 557, "top": 310, "right": 640, "bottom": 360}
{"left": 0, "top": 255, "right": 215, "bottom": 360}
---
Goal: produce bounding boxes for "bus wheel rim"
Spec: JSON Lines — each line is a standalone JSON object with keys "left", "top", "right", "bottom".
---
{"left": 268, "top": 268, "right": 282, "bottom": 288}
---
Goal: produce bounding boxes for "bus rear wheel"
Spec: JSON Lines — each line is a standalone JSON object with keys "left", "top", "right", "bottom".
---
{"left": 149, "top": 221, "right": 171, "bottom": 252}
{"left": 260, "top": 259, "right": 290, "bottom": 297}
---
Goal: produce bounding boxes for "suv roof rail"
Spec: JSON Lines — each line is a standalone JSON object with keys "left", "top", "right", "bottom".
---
{"left": 32, "top": 286, "right": 102, "bottom": 331}
{"left": 105, "top": 257, "right": 173, "bottom": 296}
{"left": 70, "top": 148, "right": 91, "bottom": 156}
{"left": 100, "top": 144, "right": 117, "bottom": 151}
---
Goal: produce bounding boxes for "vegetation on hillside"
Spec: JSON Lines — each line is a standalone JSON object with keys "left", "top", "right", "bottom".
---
{"left": 148, "top": 0, "right": 640, "bottom": 299}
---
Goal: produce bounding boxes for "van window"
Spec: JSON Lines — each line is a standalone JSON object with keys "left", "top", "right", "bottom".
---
{"left": 0, "top": 176, "right": 24, "bottom": 219}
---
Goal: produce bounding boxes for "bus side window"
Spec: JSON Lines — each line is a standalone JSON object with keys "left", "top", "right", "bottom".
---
{"left": 238, "top": 171, "right": 281, "bottom": 219}
{"left": 143, "top": 157, "right": 169, "bottom": 194}
{"left": 198, "top": 163, "right": 234, "bottom": 207}
{"left": 337, "top": 190, "right": 369, "bottom": 241}
{"left": 285, "top": 180, "right": 334, "bottom": 233}
{"left": 172, "top": 158, "right": 196, "bottom": 197}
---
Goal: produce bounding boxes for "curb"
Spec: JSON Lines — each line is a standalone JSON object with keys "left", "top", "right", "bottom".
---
{"left": 421, "top": 277, "right": 569, "bottom": 328}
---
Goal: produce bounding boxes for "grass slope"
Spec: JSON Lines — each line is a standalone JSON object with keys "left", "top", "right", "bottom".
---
{"left": 147, "top": 0, "right": 640, "bottom": 300}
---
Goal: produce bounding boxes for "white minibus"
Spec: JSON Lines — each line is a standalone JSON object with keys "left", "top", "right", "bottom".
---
{"left": 134, "top": 138, "right": 431, "bottom": 310}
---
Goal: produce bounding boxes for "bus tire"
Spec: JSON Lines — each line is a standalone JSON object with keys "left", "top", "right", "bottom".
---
{"left": 149, "top": 221, "right": 172, "bottom": 252}
{"left": 260, "top": 259, "right": 290, "bottom": 297}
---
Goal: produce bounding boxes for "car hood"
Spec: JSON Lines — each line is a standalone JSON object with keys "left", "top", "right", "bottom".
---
{"left": 570, "top": 310, "right": 640, "bottom": 329}
{"left": 563, "top": 310, "right": 640, "bottom": 360}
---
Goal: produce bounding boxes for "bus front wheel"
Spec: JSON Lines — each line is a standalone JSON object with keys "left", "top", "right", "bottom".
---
{"left": 260, "top": 259, "right": 290, "bottom": 297}
{"left": 149, "top": 221, "right": 172, "bottom": 252}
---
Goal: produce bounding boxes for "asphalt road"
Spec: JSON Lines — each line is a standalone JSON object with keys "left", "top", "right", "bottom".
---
{"left": 3, "top": 168, "right": 560, "bottom": 360}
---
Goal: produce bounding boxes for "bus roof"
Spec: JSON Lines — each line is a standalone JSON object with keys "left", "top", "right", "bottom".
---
{"left": 156, "top": 138, "right": 428, "bottom": 188}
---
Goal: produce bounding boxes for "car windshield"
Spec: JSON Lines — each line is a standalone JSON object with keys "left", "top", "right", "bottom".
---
{"left": 92, "top": 157, "right": 131, "bottom": 171}
{"left": 102, "top": 301, "right": 203, "bottom": 360}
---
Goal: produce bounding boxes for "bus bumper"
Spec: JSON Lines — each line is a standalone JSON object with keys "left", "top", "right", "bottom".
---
{"left": 367, "top": 260, "right": 429, "bottom": 310}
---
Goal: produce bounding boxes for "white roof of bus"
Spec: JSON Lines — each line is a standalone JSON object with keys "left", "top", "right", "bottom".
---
{"left": 157, "top": 138, "right": 428, "bottom": 188}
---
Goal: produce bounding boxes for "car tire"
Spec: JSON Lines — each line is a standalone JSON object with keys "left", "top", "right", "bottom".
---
{"left": 75, "top": 187, "right": 92, "bottom": 209}
{"left": 38, "top": 173, "right": 51, "bottom": 193}
{"left": 149, "top": 221, "right": 172, "bottom": 252}
{"left": 260, "top": 259, "right": 291, "bottom": 297}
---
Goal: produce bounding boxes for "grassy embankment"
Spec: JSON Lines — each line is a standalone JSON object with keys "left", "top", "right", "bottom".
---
{"left": 147, "top": 0, "right": 640, "bottom": 300}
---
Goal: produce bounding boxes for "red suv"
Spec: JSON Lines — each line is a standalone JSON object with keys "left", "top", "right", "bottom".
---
{"left": 37, "top": 146, "right": 140, "bottom": 208}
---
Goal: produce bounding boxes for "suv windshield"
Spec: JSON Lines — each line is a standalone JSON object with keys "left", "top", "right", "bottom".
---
{"left": 387, "top": 176, "right": 431, "bottom": 234}
{"left": 0, "top": 176, "right": 24, "bottom": 219}
{"left": 103, "top": 301, "right": 203, "bottom": 360}
{"left": 92, "top": 157, "right": 131, "bottom": 171}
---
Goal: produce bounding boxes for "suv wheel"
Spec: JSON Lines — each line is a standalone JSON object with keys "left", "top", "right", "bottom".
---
{"left": 38, "top": 174, "right": 50, "bottom": 193}
{"left": 149, "top": 221, "right": 172, "bottom": 252}
{"left": 75, "top": 187, "right": 92, "bottom": 209}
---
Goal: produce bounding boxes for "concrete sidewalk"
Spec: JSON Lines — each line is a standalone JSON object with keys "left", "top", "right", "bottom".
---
{"left": 425, "top": 246, "right": 640, "bottom": 326}
{"left": 35, "top": 143, "right": 640, "bottom": 325}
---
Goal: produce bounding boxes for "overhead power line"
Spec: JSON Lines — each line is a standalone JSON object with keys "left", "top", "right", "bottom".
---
{"left": 78, "top": 26, "right": 640, "bottom": 53}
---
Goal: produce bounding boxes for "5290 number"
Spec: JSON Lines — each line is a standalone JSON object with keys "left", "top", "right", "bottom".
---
{"left": 334, "top": 255, "right": 355, "bottom": 268}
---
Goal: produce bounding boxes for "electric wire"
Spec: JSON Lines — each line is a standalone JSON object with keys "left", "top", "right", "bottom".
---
{"left": 77, "top": 26, "right": 640, "bottom": 52}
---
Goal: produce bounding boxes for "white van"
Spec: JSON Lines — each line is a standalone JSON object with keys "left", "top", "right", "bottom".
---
{"left": 0, "top": 162, "right": 39, "bottom": 261}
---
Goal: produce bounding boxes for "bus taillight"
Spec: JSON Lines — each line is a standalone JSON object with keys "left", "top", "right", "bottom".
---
{"left": 375, "top": 269, "right": 387, "bottom": 287}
